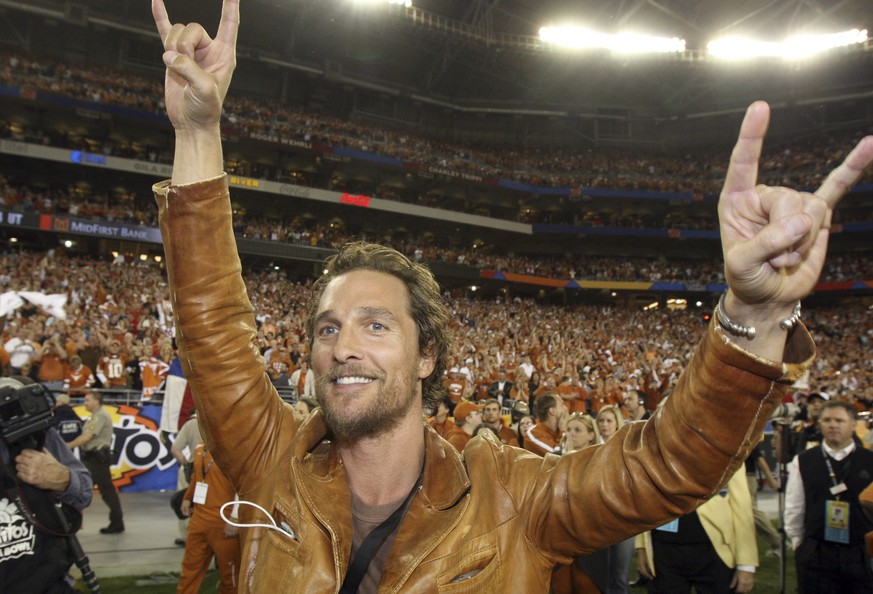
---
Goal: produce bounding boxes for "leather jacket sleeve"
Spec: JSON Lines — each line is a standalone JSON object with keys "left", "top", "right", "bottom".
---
{"left": 154, "top": 175, "right": 300, "bottom": 496}
{"left": 497, "top": 317, "right": 813, "bottom": 559}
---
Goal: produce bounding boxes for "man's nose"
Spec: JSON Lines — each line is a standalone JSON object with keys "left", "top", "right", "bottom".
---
{"left": 332, "top": 328, "right": 364, "bottom": 362}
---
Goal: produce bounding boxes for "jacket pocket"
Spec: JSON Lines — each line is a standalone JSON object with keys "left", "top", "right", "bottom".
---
{"left": 437, "top": 544, "right": 501, "bottom": 593}
{"left": 245, "top": 506, "right": 306, "bottom": 591}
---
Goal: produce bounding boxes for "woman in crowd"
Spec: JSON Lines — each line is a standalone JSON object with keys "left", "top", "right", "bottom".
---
{"left": 515, "top": 415, "right": 534, "bottom": 450}
{"left": 562, "top": 413, "right": 600, "bottom": 453}
{"left": 597, "top": 404, "right": 623, "bottom": 443}
{"left": 596, "top": 404, "right": 633, "bottom": 593}
{"left": 553, "top": 413, "right": 603, "bottom": 593}
{"left": 527, "top": 370, "right": 542, "bottom": 409}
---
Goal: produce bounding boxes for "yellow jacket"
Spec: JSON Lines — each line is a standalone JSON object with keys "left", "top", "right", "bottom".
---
{"left": 636, "top": 468, "right": 758, "bottom": 575}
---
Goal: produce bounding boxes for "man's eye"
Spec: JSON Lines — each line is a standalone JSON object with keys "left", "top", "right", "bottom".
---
{"left": 370, "top": 322, "right": 384, "bottom": 331}
{"left": 318, "top": 326, "right": 337, "bottom": 336}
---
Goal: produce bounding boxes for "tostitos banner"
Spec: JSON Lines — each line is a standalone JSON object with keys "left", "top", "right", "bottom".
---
{"left": 73, "top": 403, "right": 179, "bottom": 492}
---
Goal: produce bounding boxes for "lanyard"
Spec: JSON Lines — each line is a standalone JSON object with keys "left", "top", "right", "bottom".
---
{"left": 822, "top": 445, "right": 851, "bottom": 499}
{"left": 200, "top": 448, "right": 214, "bottom": 479}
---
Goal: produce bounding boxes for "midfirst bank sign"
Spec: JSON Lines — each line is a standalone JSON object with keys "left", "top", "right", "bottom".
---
{"left": 39, "top": 215, "right": 163, "bottom": 244}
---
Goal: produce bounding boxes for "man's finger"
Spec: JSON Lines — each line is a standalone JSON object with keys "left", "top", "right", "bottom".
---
{"left": 152, "top": 0, "right": 172, "bottom": 42}
{"left": 733, "top": 212, "right": 813, "bottom": 270}
{"left": 815, "top": 136, "right": 873, "bottom": 208}
{"left": 176, "top": 23, "right": 214, "bottom": 59}
{"left": 216, "top": 0, "right": 241, "bottom": 48}
{"left": 165, "top": 53, "right": 216, "bottom": 96}
{"left": 722, "top": 101, "right": 770, "bottom": 196}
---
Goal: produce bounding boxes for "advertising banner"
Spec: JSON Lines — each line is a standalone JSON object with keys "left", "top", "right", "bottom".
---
{"left": 73, "top": 403, "right": 179, "bottom": 492}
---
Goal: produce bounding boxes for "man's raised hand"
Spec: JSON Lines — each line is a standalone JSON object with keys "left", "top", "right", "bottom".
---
{"left": 719, "top": 101, "right": 873, "bottom": 308}
{"left": 152, "top": 0, "right": 239, "bottom": 133}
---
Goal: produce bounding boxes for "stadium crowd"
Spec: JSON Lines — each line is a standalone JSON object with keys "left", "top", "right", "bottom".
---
{"left": 1, "top": 176, "right": 872, "bottom": 285}
{"left": 1, "top": 248, "right": 870, "bottom": 414}
{"left": 2, "top": 49, "right": 872, "bottom": 205}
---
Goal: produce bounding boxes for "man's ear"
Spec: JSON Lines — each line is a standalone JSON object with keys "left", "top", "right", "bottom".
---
{"left": 418, "top": 341, "right": 437, "bottom": 379}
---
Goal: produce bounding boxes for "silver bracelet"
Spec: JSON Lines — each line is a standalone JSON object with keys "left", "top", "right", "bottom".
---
{"left": 716, "top": 292, "right": 801, "bottom": 340}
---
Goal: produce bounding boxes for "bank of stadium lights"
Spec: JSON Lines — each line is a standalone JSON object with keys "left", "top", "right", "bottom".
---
{"left": 708, "top": 28, "right": 867, "bottom": 59}
{"left": 538, "top": 24, "right": 867, "bottom": 59}
{"left": 538, "top": 26, "right": 685, "bottom": 54}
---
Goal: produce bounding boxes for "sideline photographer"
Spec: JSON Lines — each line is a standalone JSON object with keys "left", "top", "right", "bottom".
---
{"left": 0, "top": 376, "right": 94, "bottom": 593}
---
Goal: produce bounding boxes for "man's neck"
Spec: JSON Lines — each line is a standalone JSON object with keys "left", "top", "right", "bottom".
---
{"left": 338, "top": 413, "right": 426, "bottom": 507}
{"left": 824, "top": 439, "right": 854, "bottom": 455}
{"left": 544, "top": 417, "right": 559, "bottom": 433}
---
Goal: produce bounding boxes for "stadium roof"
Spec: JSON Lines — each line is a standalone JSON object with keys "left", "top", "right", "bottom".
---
{"left": 169, "top": 0, "right": 873, "bottom": 115}
{"left": 4, "top": 0, "right": 873, "bottom": 117}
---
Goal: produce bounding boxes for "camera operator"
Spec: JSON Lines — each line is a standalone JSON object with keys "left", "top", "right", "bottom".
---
{"left": 0, "top": 377, "right": 93, "bottom": 593}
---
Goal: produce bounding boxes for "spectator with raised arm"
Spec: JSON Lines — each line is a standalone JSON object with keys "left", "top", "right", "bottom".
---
{"left": 150, "top": 0, "right": 873, "bottom": 591}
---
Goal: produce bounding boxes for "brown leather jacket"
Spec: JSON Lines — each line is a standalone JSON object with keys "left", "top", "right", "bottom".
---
{"left": 154, "top": 175, "right": 814, "bottom": 593}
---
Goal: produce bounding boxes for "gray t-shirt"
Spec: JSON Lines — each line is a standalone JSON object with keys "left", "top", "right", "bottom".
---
{"left": 349, "top": 492, "right": 406, "bottom": 594}
{"left": 174, "top": 417, "right": 203, "bottom": 462}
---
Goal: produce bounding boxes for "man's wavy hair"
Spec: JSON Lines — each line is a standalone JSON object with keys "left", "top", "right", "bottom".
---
{"left": 305, "top": 242, "right": 451, "bottom": 410}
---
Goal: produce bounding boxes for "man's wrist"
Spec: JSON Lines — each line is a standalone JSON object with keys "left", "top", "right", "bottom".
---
{"left": 720, "top": 291, "right": 798, "bottom": 338}
{"left": 46, "top": 463, "right": 72, "bottom": 493}
{"left": 172, "top": 125, "right": 224, "bottom": 185}
{"left": 717, "top": 290, "right": 801, "bottom": 361}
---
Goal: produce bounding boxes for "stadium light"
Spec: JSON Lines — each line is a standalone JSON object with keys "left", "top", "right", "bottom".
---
{"left": 355, "top": 0, "right": 412, "bottom": 7}
{"left": 539, "top": 26, "right": 685, "bottom": 54}
{"left": 708, "top": 28, "right": 867, "bottom": 60}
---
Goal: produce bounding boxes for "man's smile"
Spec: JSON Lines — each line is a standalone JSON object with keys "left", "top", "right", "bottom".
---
{"left": 333, "top": 376, "right": 376, "bottom": 385}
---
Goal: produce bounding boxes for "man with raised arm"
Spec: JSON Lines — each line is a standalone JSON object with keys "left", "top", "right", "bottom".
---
{"left": 151, "top": 1, "right": 873, "bottom": 591}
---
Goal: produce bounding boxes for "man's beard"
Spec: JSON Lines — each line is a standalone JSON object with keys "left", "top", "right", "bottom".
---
{"left": 315, "top": 364, "right": 421, "bottom": 442}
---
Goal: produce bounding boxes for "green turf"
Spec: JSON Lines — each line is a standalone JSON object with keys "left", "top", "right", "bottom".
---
{"left": 76, "top": 571, "right": 218, "bottom": 593}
